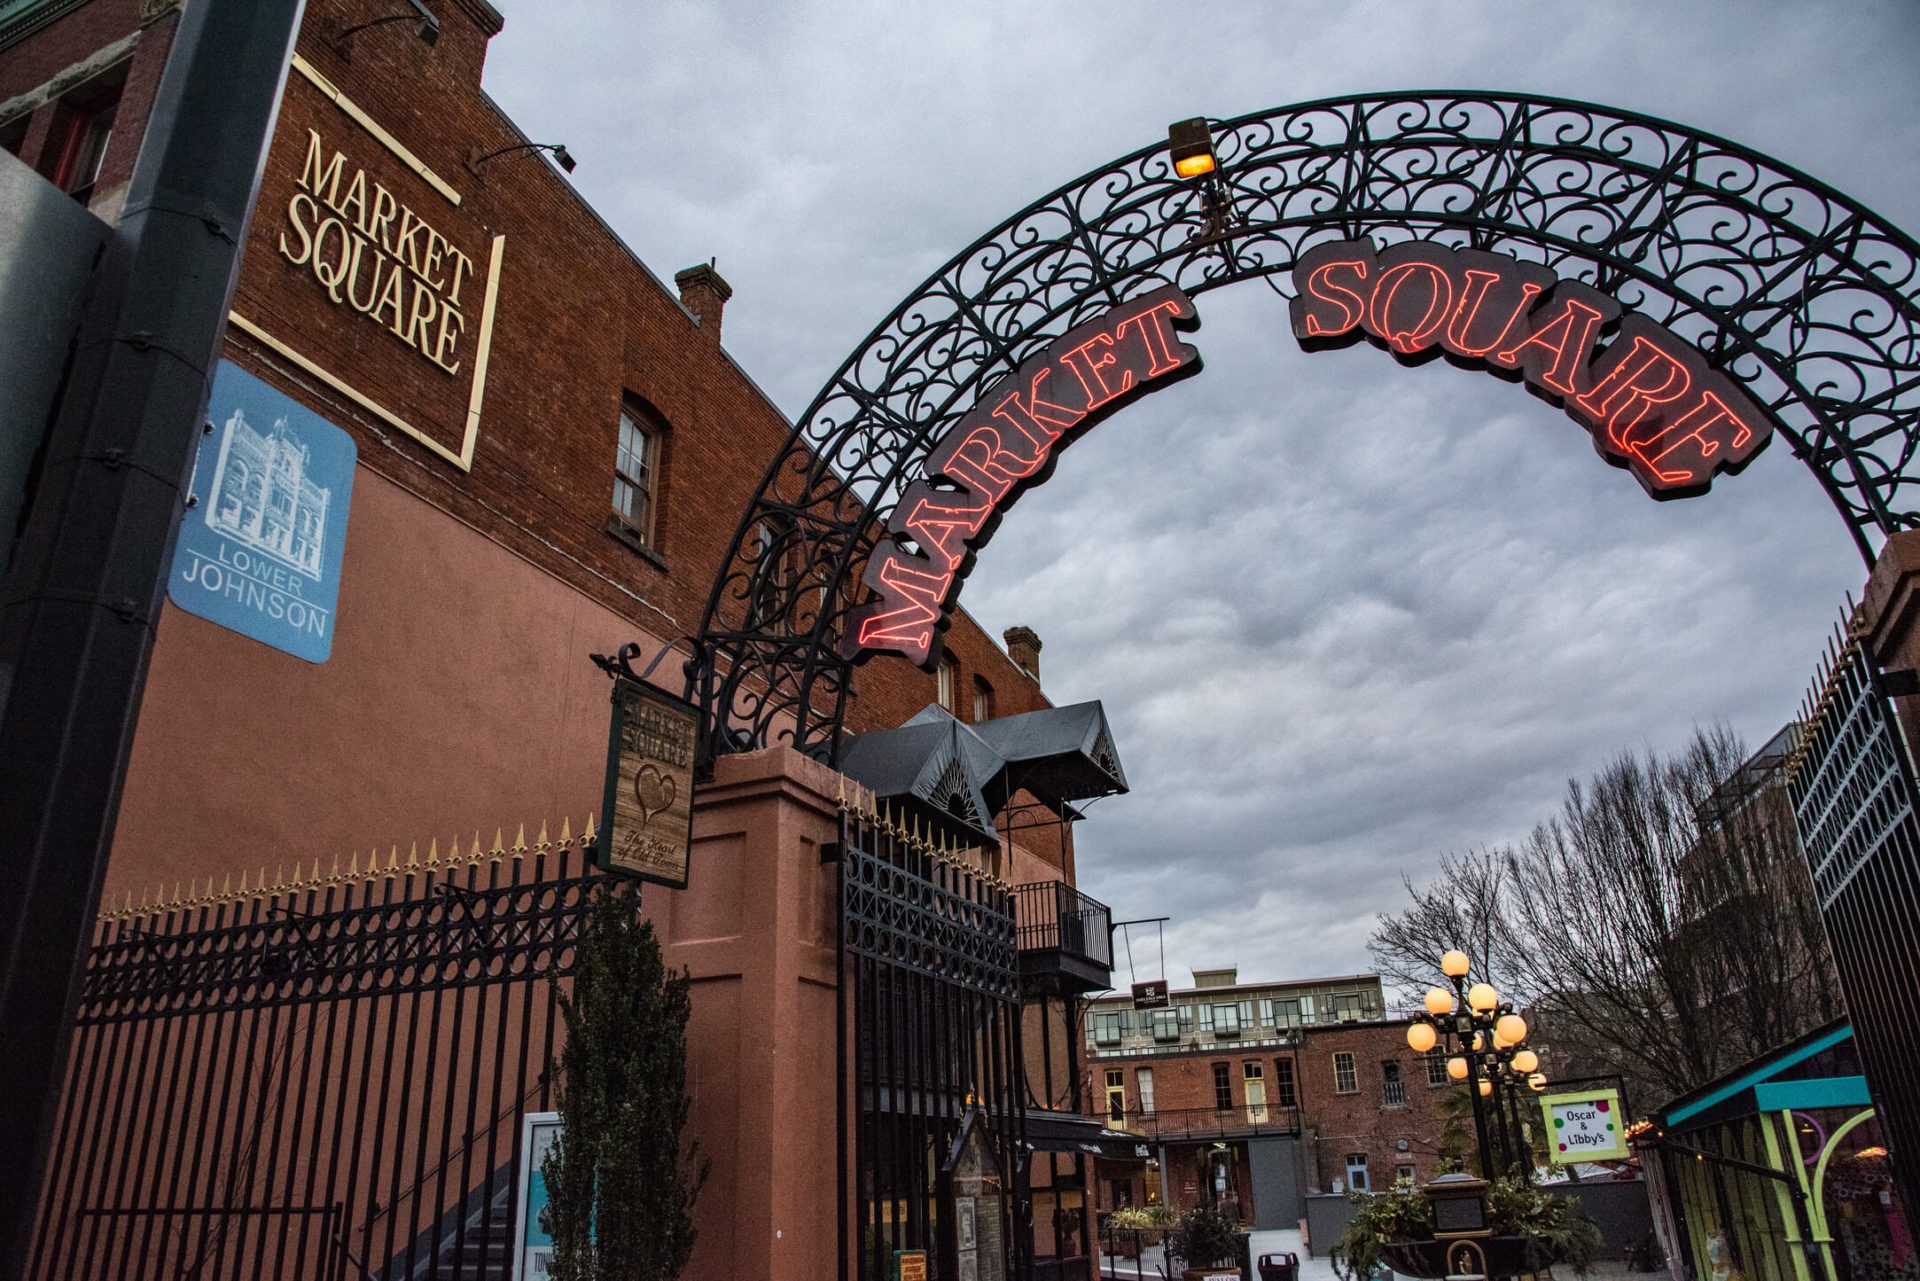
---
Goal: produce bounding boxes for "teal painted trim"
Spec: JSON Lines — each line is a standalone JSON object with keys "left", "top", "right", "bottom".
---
{"left": 1666, "top": 1024, "right": 1853, "bottom": 1126}
{"left": 1754, "top": 1077, "right": 1872, "bottom": 1113}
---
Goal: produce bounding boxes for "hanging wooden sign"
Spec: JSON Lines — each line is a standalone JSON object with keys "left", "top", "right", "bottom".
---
{"left": 598, "top": 678, "right": 698, "bottom": 888}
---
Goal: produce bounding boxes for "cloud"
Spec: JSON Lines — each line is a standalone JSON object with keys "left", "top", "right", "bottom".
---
{"left": 481, "top": 0, "right": 1918, "bottom": 986}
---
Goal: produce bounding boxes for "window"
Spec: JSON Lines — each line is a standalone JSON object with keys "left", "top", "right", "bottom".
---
{"left": 1213, "top": 1003, "right": 1241, "bottom": 1037}
{"left": 1333, "top": 1051, "right": 1358, "bottom": 1094}
{"left": 1244, "top": 1062, "right": 1267, "bottom": 1124}
{"left": 1272, "top": 1058, "right": 1297, "bottom": 1108}
{"left": 1258, "top": 998, "right": 1273, "bottom": 1025}
{"left": 1332, "top": 993, "right": 1364, "bottom": 1023}
{"left": 1199, "top": 1004, "right": 1214, "bottom": 1032}
{"left": 1273, "top": 998, "right": 1301, "bottom": 1029}
{"left": 43, "top": 68, "right": 124, "bottom": 203}
{"left": 1383, "top": 1060, "right": 1406, "bottom": 1108}
{"left": 746, "top": 515, "right": 796, "bottom": 626}
{"left": 937, "top": 654, "right": 959, "bottom": 711}
{"left": 1136, "top": 1067, "right": 1156, "bottom": 1115}
{"left": 1212, "top": 1063, "right": 1233, "bottom": 1112}
{"left": 1105, "top": 1069, "right": 1126, "bottom": 1125}
{"left": 1117, "top": 1010, "right": 1133, "bottom": 1038}
{"left": 1397, "top": 1163, "right": 1417, "bottom": 1184}
{"left": 1177, "top": 1005, "right": 1195, "bottom": 1034}
{"left": 1345, "top": 1153, "right": 1370, "bottom": 1193}
{"left": 1150, "top": 1010, "right": 1179, "bottom": 1042}
{"left": 1093, "top": 1012, "right": 1120, "bottom": 1046}
{"left": 972, "top": 677, "right": 993, "bottom": 722}
{"left": 1426, "top": 1054, "right": 1450, "bottom": 1088}
{"left": 1238, "top": 1000, "right": 1254, "bottom": 1024}
{"left": 612, "top": 402, "right": 661, "bottom": 547}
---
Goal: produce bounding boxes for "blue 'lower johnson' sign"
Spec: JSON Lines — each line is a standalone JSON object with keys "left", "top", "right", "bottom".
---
{"left": 168, "top": 361, "right": 356, "bottom": 662}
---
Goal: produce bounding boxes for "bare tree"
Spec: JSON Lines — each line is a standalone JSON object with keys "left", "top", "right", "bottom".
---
{"left": 1374, "top": 726, "right": 1843, "bottom": 1108}
{"left": 1368, "top": 848, "right": 1522, "bottom": 1000}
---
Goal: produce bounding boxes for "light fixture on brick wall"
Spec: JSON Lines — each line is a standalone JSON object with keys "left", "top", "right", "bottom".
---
{"left": 329, "top": 0, "right": 438, "bottom": 57}
{"left": 467, "top": 141, "right": 577, "bottom": 176}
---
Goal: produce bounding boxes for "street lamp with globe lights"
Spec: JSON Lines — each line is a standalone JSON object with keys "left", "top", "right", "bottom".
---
{"left": 1406, "top": 951, "right": 1537, "bottom": 1177}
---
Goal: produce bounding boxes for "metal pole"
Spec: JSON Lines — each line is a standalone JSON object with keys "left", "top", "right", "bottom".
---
{"left": 0, "top": 1, "right": 303, "bottom": 1274}
{"left": 1453, "top": 979, "right": 1495, "bottom": 1179}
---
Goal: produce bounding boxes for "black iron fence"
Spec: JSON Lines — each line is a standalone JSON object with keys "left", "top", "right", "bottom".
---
{"left": 839, "top": 797, "right": 1029, "bottom": 1281}
{"left": 1786, "top": 620, "right": 1920, "bottom": 1222}
{"left": 31, "top": 826, "right": 602, "bottom": 1281}
{"left": 1098, "top": 1105, "right": 1303, "bottom": 1144}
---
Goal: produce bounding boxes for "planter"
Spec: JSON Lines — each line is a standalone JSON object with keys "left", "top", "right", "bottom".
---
{"left": 1181, "top": 1270, "right": 1240, "bottom": 1281}
{"left": 1381, "top": 1234, "right": 1555, "bottom": 1278}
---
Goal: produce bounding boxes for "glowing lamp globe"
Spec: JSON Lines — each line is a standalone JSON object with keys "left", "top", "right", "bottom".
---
{"left": 1471, "top": 1032, "right": 1485, "bottom": 1052}
{"left": 1441, "top": 950, "right": 1471, "bottom": 979}
{"left": 1467, "top": 983, "right": 1498, "bottom": 1014}
{"left": 1407, "top": 1022, "right": 1438, "bottom": 1053}
{"left": 1512, "top": 1049, "right": 1540, "bottom": 1074}
{"left": 1495, "top": 1013, "right": 1528, "bottom": 1044}
{"left": 1447, "top": 1056, "right": 1469, "bottom": 1081}
{"left": 1424, "top": 988, "right": 1453, "bottom": 1017}
{"left": 1478, "top": 1079, "right": 1493, "bottom": 1097}
{"left": 1492, "top": 1031, "right": 1512, "bottom": 1051}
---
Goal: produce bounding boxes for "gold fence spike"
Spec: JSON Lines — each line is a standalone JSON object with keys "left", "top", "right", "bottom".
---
{"left": 558, "top": 817, "right": 572, "bottom": 846}
{"left": 386, "top": 845, "right": 400, "bottom": 877}
{"left": 535, "top": 820, "right": 550, "bottom": 850}
{"left": 493, "top": 828, "right": 507, "bottom": 857}
{"left": 221, "top": 873, "right": 232, "bottom": 900}
{"left": 582, "top": 813, "right": 597, "bottom": 842}
{"left": 312, "top": 856, "right": 324, "bottom": 884}
{"left": 407, "top": 841, "right": 419, "bottom": 869}
{"left": 427, "top": 838, "right": 439, "bottom": 867}
{"left": 472, "top": 831, "right": 485, "bottom": 865}
{"left": 512, "top": 823, "right": 527, "bottom": 856}
{"left": 346, "top": 851, "right": 358, "bottom": 879}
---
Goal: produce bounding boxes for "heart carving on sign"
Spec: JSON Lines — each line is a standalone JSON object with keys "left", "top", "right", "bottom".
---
{"left": 633, "top": 765, "right": 676, "bottom": 826}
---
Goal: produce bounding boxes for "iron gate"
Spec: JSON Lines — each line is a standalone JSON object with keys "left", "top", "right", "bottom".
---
{"left": 30, "top": 829, "right": 601, "bottom": 1281}
{"left": 838, "top": 797, "right": 1029, "bottom": 1281}
{"left": 1786, "top": 620, "right": 1920, "bottom": 1221}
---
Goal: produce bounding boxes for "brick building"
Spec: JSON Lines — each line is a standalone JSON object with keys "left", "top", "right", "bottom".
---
{"left": 1081, "top": 967, "right": 1456, "bottom": 1232}
{"left": 2, "top": 2, "right": 1114, "bottom": 1277}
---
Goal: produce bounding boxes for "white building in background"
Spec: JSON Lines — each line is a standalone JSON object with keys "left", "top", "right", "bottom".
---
{"left": 206, "top": 407, "right": 330, "bottom": 578}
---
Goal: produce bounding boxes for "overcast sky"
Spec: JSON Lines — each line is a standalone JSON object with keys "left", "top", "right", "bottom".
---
{"left": 481, "top": 2, "right": 1920, "bottom": 994}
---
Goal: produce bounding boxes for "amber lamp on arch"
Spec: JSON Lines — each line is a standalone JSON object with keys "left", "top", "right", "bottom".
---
{"left": 1167, "top": 117, "right": 1218, "bottom": 179}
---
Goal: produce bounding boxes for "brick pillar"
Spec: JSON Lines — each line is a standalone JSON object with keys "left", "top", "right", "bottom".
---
{"left": 1857, "top": 529, "right": 1920, "bottom": 758}
{"left": 1004, "top": 625, "right": 1042, "bottom": 680}
{"left": 674, "top": 262, "right": 733, "bottom": 344}
{"left": 666, "top": 745, "right": 841, "bottom": 1281}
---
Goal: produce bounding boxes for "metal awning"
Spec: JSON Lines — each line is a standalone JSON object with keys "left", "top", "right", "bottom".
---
{"left": 838, "top": 701, "right": 1128, "bottom": 844}
{"left": 1020, "top": 1110, "right": 1151, "bottom": 1162}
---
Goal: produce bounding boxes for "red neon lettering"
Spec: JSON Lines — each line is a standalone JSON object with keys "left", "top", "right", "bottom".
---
{"left": 1113, "top": 299, "right": 1190, "bottom": 377}
{"left": 1575, "top": 334, "right": 1693, "bottom": 451}
{"left": 1446, "top": 269, "right": 1542, "bottom": 358}
{"left": 1302, "top": 259, "right": 1371, "bottom": 337}
{"left": 988, "top": 367, "right": 1084, "bottom": 454}
{"left": 854, "top": 554, "right": 951, "bottom": 652}
{"left": 1627, "top": 390, "right": 1757, "bottom": 485}
{"left": 1060, "top": 333, "right": 1133, "bottom": 410}
{"left": 938, "top": 424, "right": 1048, "bottom": 504}
{"left": 901, "top": 490, "right": 992, "bottom": 575}
{"left": 1494, "top": 296, "right": 1609, "bottom": 396}
{"left": 1367, "top": 261, "right": 1454, "bottom": 355}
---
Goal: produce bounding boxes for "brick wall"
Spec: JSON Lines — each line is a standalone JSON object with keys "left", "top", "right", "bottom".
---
{"left": 1299, "top": 1021, "right": 1452, "bottom": 1193}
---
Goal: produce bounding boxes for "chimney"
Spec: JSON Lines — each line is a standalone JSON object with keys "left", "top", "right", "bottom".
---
{"left": 1003, "top": 626, "right": 1041, "bottom": 680}
{"left": 674, "top": 262, "right": 733, "bottom": 344}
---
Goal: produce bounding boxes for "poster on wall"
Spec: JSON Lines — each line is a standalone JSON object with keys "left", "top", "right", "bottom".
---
{"left": 598, "top": 677, "right": 698, "bottom": 888}
{"left": 1540, "top": 1088, "right": 1630, "bottom": 1164}
{"left": 510, "top": 1112, "right": 561, "bottom": 1281}
{"left": 167, "top": 360, "right": 356, "bottom": 662}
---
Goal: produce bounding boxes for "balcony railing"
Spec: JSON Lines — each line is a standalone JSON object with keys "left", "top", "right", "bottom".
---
{"left": 1093, "top": 1104, "right": 1304, "bottom": 1143}
{"left": 1012, "top": 880, "right": 1112, "bottom": 993}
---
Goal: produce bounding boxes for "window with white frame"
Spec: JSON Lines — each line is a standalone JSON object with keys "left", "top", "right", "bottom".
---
{"left": 1426, "top": 1054, "right": 1450, "bottom": 1088}
{"left": 1199, "top": 1004, "right": 1214, "bottom": 1032}
{"left": 1137, "top": 1067, "right": 1156, "bottom": 1115}
{"left": 1383, "top": 1060, "right": 1406, "bottom": 1107}
{"left": 1333, "top": 1051, "right": 1358, "bottom": 1094}
{"left": 1213, "top": 1003, "right": 1241, "bottom": 1037}
{"left": 1273, "top": 998, "right": 1301, "bottom": 1029}
{"left": 1244, "top": 1062, "right": 1267, "bottom": 1123}
{"left": 1346, "top": 1153, "right": 1370, "bottom": 1192}
{"left": 1272, "top": 1057, "right": 1297, "bottom": 1108}
{"left": 1150, "top": 1010, "right": 1179, "bottom": 1041}
{"left": 612, "top": 402, "right": 663, "bottom": 546}
{"left": 1106, "top": 1069, "right": 1126, "bottom": 1125}
{"left": 1093, "top": 1012, "right": 1121, "bottom": 1046}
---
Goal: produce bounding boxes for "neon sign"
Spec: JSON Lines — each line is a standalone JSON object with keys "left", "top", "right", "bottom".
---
{"left": 1290, "top": 239, "right": 1772, "bottom": 497}
{"left": 848, "top": 286, "right": 1202, "bottom": 665}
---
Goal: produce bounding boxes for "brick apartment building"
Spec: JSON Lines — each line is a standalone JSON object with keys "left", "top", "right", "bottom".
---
{"left": 1081, "top": 967, "right": 1455, "bottom": 1232}
{"left": 2, "top": 2, "right": 1115, "bottom": 1277}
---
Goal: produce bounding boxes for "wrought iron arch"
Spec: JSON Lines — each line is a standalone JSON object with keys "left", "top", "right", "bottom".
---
{"left": 691, "top": 91, "right": 1920, "bottom": 757}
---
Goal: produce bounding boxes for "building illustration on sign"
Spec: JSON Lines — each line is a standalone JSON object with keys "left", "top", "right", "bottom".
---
{"left": 205, "top": 406, "right": 331, "bottom": 579}
{"left": 168, "top": 360, "right": 356, "bottom": 663}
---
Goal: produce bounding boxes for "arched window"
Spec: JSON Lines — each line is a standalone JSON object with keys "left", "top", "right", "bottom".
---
{"left": 972, "top": 676, "right": 993, "bottom": 723}
{"left": 937, "top": 654, "right": 958, "bottom": 712}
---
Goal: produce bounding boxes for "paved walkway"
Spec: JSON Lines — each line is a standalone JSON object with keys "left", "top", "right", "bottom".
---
{"left": 1093, "top": 1228, "right": 1638, "bottom": 1279}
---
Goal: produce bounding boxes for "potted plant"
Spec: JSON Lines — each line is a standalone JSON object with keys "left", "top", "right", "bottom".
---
{"left": 1167, "top": 1203, "right": 1241, "bottom": 1279}
{"left": 1330, "top": 1174, "right": 1602, "bottom": 1280}
{"left": 1105, "top": 1204, "right": 1174, "bottom": 1259}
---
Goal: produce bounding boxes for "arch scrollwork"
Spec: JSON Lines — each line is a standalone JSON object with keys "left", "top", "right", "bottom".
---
{"left": 692, "top": 92, "right": 1920, "bottom": 758}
